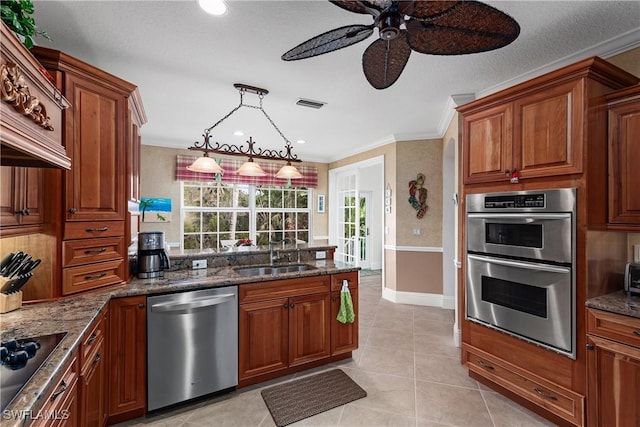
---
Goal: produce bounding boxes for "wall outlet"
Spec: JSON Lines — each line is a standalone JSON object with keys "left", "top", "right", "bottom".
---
{"left": 315, "top": 251, "right": 326, "bottom": 260}
{"left": 634, "top": 245, "right": 640, "bottom": 263}
{"left": 412, "top": 228, "right": 421, "bottom": 235}
{"left": 192, "top": 259, "right": 207, "bottom": 269}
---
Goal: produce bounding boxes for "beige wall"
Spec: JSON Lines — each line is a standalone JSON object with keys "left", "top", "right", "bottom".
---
{"left": 606, "top": 46, "right": 640, "bottom": 77}
{"left": 140, "top": 145, "right": 329, "bottom": 247}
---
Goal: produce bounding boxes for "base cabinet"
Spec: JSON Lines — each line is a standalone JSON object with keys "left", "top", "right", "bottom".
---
{"left": 79, "top": 309, "right": 108, "bottom": 427}
{"left": 238, "top": 273, "right": 358, "bottom": 386}
{"left": 107, "top": 296, "right": 146, "bottom": 425}
{"left": 330, "top": 272, "right": 359, "bottom": 355}
{"left": 29, "top": 353, "right": 79, "bottom": 427}
{"left": 586, "top": 309, "right": 640, "bottom": 427}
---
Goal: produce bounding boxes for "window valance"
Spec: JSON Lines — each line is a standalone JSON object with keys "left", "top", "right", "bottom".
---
{"left": 176, "top": 155, "right": 317, "bottom": 188}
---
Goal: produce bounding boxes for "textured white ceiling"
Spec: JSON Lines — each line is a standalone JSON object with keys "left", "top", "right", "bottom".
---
{"left": 33, "top": 1, "right": 640, "bottom": 162}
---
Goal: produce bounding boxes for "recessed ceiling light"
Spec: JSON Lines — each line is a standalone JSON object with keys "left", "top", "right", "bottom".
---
{"left": 233, "top": 130, "right": 244, "bottom": 136}
{"left": 198, "top": 0, "right": 227, "bottom": 16}
{"left": 296, "top": 139, "right": 306, "bottom": 144}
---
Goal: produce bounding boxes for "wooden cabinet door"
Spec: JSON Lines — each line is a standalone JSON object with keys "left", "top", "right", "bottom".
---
{"left": 64, "top": 72, "right": 126, "bottom": 222}
{"left": 0, "top": 166, "right": 44, "bottom": 233}
{"left": 239, "top": 298, "right": 289, "bottom": 380}
{"left": 330, "top": 288, "right": 359, "bottom": 355}
{"left": 587, "top": 335, "right": 640, "bottom": 427}
{"left": 462, "top": 103, "right": 513, "bottom": 184}
{"left": 513, "top": 80, "right": 583, "bottom": 179}
{"left": 608, "top": 91, "right": 640, "bottom": 226}
{"left": 79, "top": 338, "right": 106, "bottom": 427}
{"left": 288, "top": 293, "right": 331, "bottom": 367}
{"left": 107, "top": 296, "right": 146, "bottom": 423}
{"left": 0, "top": 166, "right": 20, "bottom": 228}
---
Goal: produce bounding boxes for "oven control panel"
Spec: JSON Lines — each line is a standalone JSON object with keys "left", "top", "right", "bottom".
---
{"left": 485, "top": 193, "right": 545, "bottom": 209}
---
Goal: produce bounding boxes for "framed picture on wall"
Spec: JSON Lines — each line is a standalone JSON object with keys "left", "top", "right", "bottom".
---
{"left": 317, "top": 194, "right": 325, "bottom": 213}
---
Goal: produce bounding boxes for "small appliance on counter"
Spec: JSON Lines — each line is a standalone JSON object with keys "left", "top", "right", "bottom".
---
{"left": 625, "top": 262, "right": 640, "bottom": 296}
{"left": 137, "top": 231, "right": 171, "bottom": 278}
{"left": 0, "top": 252, "right": 41, "bottom": 313}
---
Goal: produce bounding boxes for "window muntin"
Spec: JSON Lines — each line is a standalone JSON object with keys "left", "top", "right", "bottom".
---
{"left": 181, "top": 182, "right": 310, "bottom": 250}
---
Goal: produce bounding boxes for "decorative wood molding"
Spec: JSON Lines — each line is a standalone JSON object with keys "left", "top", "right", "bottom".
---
{"left": 1, "top": 61, "right": 54, "bottom": 131}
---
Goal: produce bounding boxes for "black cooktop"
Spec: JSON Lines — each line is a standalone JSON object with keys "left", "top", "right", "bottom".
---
{"left": 1, "top": 332, "right": 67, "bottom": 410}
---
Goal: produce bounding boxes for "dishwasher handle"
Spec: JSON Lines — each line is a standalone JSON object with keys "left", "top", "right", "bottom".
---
{"left": 150, "top": 293, "right": 236, "bottom": 314}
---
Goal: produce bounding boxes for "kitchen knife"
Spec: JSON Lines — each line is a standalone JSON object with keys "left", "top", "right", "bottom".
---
{"left": 2, "top": 252, "right": 24, "bottom": 278}
{"left": 17, "top": 259, "right": 40, "bottom": 276}
{"left": 3, "top": 273, "right": 31, "bottom": 294}
{"left": 0, "top": 253, "right": 14, "bottom": 273}
{"left": 11, "top": 255, "right": 32, "bottom": 278}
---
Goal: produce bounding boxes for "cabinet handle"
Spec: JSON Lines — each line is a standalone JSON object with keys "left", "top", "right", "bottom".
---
{"left": 289, "top": 303, "right": 295, "bottom": 309}
{"left": 84, "top": 248, "right": 107, "bottom": 254}
{"left": 86, "top": 227, "right": 108, "bottom": 232}
{"left": 50, "top": 379, "right": 68, "bottom": 402}
{"left": 332, "top": 296, "right": 338, "bottom": 302}
{"left": 92, "top": 353, "right": 102, "bottom": 365}
{"left": 477, "top": 359, "right": 494, "bottom": 370}
{"left": 138, "top": 303, "right": 145, "bottom": 309}
{"left": 84, "top": 272, "right": 107, "bottom": 280}
{"left": 283, "top": 303, "right": 289, "bottom": 309}
{"left": 586, "top": 343, "right": 594, "bottom": 350}
{"left": 14, "top": 209, "right": 30, "bottom": 215}
{"left": 533, "top": 388, "right": 558, "bottom": 401}
{"left": 86, "top": 332, "right": 98, "bottom": 344}
{"left": 633, "top": 330, "right": 640, "bottom": 336}
{"left": 68, "top": 208, "right": 77, "bottom": 214}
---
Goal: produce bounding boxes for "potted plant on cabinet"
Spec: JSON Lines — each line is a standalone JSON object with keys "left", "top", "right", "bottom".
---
{"left": 1, "top": 0, "right": 50, "bottom": 48}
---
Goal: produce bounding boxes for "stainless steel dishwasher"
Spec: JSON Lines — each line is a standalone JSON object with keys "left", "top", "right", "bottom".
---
{"left": 147, "top": 286, "right": 238, "bottom": 411}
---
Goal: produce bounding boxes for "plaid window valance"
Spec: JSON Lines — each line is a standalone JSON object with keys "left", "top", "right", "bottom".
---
{"left": 176, "top": 155, "right": 318, "bottom": 188}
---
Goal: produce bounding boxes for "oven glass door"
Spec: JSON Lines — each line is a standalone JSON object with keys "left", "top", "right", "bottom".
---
{"left": 467, "top": 213, "right": 572, "bottom": 263}
{"left": 466, "top": 254, "right": 574, "bottom": 358}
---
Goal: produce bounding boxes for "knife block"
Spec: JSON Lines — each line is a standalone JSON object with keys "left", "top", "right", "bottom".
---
{"left": 0, "top": 291, "right": 22, "bottom": 313}
{"left": 0, "top": 276, "right": 22, "bottom": 313}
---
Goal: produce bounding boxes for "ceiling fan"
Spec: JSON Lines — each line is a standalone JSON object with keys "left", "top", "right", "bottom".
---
{"left": 282, "top": 1, "right": 520, "bottom": 89}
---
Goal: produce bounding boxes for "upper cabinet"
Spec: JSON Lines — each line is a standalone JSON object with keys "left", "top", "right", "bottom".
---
{"left": 459, "top": 57, "right": 638, "bottom": 185}
{"left": 606, "top": 84, "right": 640, "bottom": 230}
{"left": 32, "top": 47, "right": 146, "bottom": 295}
{"left": 0, "top": 22, "right": 71, "bottom": 169}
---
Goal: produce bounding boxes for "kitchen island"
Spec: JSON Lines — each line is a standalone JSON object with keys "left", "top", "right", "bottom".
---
{"left": 0, "top": 253, "right": 358, "bottom": 426}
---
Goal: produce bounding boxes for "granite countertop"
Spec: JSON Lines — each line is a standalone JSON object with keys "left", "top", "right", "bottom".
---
{"left": 0, "top": 258, "right": 357, "bottom": 425}
{"left": 586, "top": 290, "right": 640, "bottom": 318}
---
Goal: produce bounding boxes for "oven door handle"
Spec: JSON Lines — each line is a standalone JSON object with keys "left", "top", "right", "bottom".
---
{"left": 467, "top": 254, "right": 571, "bottom": 274}
{"left": 467, "top": 213, "right": 572, "bottom": 220}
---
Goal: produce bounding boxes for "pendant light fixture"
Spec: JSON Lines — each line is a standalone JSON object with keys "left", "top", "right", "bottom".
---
{"left": 188, "top": 84, "right": 303, "bottom": 178}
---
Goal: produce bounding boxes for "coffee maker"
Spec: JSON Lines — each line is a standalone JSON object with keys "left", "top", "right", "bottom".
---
{"left": 138, "top": 231, "right": 171, "bottom": 278}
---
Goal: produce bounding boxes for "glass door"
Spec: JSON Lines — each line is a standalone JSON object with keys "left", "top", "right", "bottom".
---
{"left": 335, "top": 171, "right": 358, "bottom": 265}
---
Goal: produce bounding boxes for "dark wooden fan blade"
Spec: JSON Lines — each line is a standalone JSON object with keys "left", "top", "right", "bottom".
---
{"left": 282, "top": 24, "right": 374, "bottom": 61}
{"left": 362, "top": 31, "right": 411, "bottom": 89}
{"left": 406, "top": 1, "right": 519, "bottom": 55}
{"left": 399, "top": 1, "right": 461, "bottom": 19}
{"left": 330, "top": 0, "right": 386, "bottom": 15}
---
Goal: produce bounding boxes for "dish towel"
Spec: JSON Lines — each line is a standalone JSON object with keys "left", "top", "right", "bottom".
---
{"left": 336, "top": 280, "right": 355, "bottom": 324}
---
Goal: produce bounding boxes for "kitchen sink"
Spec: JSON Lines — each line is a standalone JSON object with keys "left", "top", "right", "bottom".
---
{"left": 233, "top": 264, "right": 316, "bottom": 276}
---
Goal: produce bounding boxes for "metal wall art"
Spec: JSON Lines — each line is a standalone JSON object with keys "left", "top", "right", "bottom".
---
{"left": 408, "top": 173, "right": 428, "bottom": 218}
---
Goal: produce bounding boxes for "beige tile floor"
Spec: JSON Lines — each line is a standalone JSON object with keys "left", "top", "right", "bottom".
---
{"left": 117, "top": 271, "right": 556, "bottom": 427}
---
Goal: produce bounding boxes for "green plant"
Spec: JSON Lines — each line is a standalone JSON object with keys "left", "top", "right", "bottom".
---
{"left": 1, "top": 0, "right": 50, "bottom": 48}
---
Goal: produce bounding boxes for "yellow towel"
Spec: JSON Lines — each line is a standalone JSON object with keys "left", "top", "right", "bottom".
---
{"left": 336, "top": 280, "right": 355, "bottom": 324}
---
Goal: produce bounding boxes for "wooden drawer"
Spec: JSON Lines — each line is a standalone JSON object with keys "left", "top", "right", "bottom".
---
{"left": 63, "top": 237, "right": 124, "bottom": 267}
{"left": 64, "top": 221, "right": 124, "bottom": 240}
{"left": 30, "top": 354, "right": 78, "bottom": 426}
{"left": 239, "top": 275, "right": 330, "bottom": 304}
{"left": 331, "top": 271, "right": 358, "bottom": 291}
{"left": 62, "top": 259, "right": 124, "bottom": 295}
{"left": 586, "top": 308, "right": 640, "bottom": 348}
{"left": 464, "top": 345, "right": 584, "bottom": 426}
{"left": 80, "top": 311, "right": 106, "bottom": 372}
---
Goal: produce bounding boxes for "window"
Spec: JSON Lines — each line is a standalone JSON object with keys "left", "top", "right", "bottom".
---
{"left": 181, "top": 182, "right": 311, "bottom": 250}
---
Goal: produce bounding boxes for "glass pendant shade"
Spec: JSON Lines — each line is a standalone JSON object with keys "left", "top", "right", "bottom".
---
{"left": 236, "top": 160, "right": 267, "bottom": 176}
{"left": 187, "top": 156, "right": 223, "bottom": 174}
{"left": 276, "top": 164, "right": 303, "bottom": 179}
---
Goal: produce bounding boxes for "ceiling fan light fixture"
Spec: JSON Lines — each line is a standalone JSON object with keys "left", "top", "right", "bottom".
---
{"left": 378, "top": 10, "right": 401, "bottom": 40}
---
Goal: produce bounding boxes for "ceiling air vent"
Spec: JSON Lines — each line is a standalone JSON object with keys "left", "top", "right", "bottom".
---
{"left": 296, "top": 98, "right": 326, "bottom": 109}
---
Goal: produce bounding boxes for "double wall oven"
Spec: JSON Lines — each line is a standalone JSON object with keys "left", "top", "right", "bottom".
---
{"left": 466, "top": 188, "right": 576, "bottom": 359}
